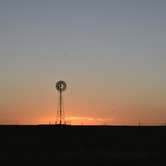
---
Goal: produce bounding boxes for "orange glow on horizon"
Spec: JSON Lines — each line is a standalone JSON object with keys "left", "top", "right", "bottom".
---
{"left": 34, "top": 114, "right": 114, "bottom": 126}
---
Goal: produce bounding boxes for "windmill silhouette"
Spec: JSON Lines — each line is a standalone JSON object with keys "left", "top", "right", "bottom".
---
{"left": 55, "top": 80, "right": 67, "bottom": 125}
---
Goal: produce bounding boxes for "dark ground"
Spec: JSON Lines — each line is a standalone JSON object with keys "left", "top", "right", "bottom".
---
{"left": 0, "top": 125, "right": 165, "bottom": 165}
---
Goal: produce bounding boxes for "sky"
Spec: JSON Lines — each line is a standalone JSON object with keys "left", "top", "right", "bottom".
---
{"left": 0, "top": 0, "right": 166, "bottom": 125}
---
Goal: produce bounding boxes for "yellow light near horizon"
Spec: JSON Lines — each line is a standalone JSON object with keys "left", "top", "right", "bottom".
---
{"left": 36, "top": 114, "right": 114, "bottom": 126}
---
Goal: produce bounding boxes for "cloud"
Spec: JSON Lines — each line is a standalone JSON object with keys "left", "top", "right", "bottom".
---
{"left": 66, "top": 116, "right": 113, "bottom": 124}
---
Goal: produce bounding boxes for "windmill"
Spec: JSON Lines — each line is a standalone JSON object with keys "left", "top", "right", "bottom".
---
{"left": 55, "top": 80, "right": 67, "bottom": 125}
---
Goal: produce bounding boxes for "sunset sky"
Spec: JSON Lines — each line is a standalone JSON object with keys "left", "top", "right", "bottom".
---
{"left": 0, "top": 0, "right": 166, "bottom": 125}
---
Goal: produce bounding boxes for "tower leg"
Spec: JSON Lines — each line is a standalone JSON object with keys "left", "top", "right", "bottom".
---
{"left": 60, "top": 90, "right": 62, "bottom": 125}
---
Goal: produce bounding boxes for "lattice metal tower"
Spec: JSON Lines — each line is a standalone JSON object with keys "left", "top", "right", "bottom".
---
{"left": 55, "top": 80, "right": 67, "bottom": 125}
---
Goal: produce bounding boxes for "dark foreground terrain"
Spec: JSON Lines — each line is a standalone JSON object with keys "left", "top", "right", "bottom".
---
{"left": 0, "top": 125, "right": 165, "bottom": 165}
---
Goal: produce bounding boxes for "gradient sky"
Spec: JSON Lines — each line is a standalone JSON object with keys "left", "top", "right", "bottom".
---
{"left": 0, "top": 0, "right": 166, "bottom": 125}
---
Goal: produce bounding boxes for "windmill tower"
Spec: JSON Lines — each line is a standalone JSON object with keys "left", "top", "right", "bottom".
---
{"left": 55, "top": 80, "right": 67, "bottom": 125}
